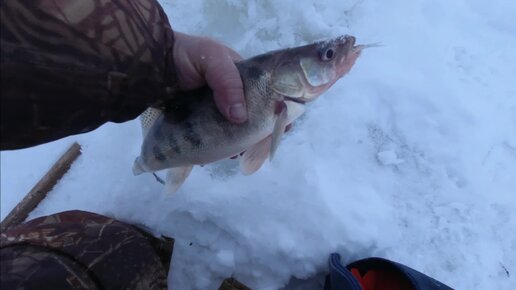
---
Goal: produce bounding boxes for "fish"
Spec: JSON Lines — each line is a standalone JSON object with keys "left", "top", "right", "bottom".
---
{"left": 133, "top": 35, "right": 368, "bottom": 193}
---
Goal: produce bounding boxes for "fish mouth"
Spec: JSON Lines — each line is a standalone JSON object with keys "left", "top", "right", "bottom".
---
{"left": 345, "top": 35, "right": 356, "bottom": 50}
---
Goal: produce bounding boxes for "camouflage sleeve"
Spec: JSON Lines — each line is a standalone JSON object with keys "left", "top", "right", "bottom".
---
{"left": 0, "top": 0, "right": 178, "bottom": 150}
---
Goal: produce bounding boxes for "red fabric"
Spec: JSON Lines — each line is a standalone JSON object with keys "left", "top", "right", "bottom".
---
{"left": 351, "top": 268, "right": 414, "bottom": 290}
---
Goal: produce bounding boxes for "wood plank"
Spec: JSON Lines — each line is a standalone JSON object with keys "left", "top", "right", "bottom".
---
{"left": 1, "top": 142, "right": 82, "bottom": 232}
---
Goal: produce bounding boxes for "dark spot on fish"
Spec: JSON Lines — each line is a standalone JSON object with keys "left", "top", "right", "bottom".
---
{"left": 162, "top": 86, "right": 210, "bottom": 123}
{"left": 153, "top": 145, "right": 167, "bottom": 162}
{"left": 163, "top": 105, "right": 192, "bottom": 123}
{"left": 183, "top": 121, "right": 202, "bottom": 148}
{"left": 246, "top": 66, "right": 264, "bottom": 80}
{"left": 220, "top": 122, "right": 235, "bottom": 138}
{"left": 184, "top": 134, "right": 201, "bottom": 148}
{"left": 153, "top": 125, "right": 164, "bottom": 140}
{"left": 168, "top": 134, "right": 181, "bottom": 154}
{"left": 249, "top": 52, "right": 273, "bottom": 64}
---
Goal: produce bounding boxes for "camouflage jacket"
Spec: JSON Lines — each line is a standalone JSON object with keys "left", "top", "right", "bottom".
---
{"left": 0, "top": 210, "right": 170, "bottom": 290}
{"left": 0, "top": 0, "right": 178, "bottom": 150}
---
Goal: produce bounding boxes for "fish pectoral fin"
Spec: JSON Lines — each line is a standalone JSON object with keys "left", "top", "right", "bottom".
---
{"left": 270, "top": 102, "right": 289, "bottom": 161}
{"left": 284, "top": 100, "right": 306, "bottom": 124}
{"left": 164, "top": 165, "right": 194, "bottom": 194}
{"left": 240, "top": 135, "right": 272, "bottom": 175}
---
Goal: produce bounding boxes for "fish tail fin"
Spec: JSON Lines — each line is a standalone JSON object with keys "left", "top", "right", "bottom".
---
{"left": 132, "top": 157, "right": 146, "bottom": 175}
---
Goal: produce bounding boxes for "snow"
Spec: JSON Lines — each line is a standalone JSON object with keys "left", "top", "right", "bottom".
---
{"left": 377, "top": 150, "right": 405, "bottom": 166}
{"left": 1, "top": 0, "right": 515, "bottom": 289}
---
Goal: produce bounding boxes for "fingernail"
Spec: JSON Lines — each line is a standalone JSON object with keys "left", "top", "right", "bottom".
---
{"left": 229, "top": 103, "right": 247, "bottom": 122}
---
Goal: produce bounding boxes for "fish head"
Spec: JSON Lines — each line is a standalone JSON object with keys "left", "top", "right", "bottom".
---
{"left": 271, "top": 35, "right": 366, "bottom": 102}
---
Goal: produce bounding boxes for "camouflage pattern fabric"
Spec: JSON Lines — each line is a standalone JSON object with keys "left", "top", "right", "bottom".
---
{"left": 0, "top": 0, "right": 178, "bottom": 150}
{"left": 1, "top": 210, "right": 168, "bottom": 290}
{"left": 218, "top": 278, "right": 252, "bottom": 290}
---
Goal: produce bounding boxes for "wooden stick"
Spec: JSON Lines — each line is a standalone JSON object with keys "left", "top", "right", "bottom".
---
{"left": 1, "top": 142, "right": 82, "bottom": 232}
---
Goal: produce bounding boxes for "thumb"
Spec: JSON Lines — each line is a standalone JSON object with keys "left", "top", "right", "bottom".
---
{"left": 203, "top": 47, "right": 247, "bottom": 123}
{"left": 173, "top": 32, "right": 247, "bottom": 123}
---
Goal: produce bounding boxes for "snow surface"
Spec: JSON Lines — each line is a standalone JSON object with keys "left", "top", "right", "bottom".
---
{"left": 1, "top": 0, "right": 516, "bottom": 289}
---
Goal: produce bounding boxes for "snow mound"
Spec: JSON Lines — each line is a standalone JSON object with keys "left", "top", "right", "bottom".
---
{"left": 2, "top": 0, "right": 515, "bottom": 289}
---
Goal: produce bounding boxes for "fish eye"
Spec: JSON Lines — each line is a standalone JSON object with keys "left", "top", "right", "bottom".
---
{"left": 321, "top": 47, "right": 335, "bottom": 61}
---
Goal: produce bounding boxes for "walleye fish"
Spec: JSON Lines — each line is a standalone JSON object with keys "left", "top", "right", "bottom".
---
{"left": 133, "top": 35, "right": 367, "bottom": 193}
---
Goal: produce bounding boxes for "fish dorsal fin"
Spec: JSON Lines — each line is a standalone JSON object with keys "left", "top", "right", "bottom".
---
{"left": 140, "top": 107, "right": 163, "bottom": 137}
{"left": 165, "top": 165, "right": 194, "bottom": 194}
{"left": 240, "top": 135, "right": 272, "bottom": 175}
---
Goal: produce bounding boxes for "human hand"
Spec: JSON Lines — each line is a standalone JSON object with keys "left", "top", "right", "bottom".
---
{"left": 173, "top": 32, "right": 247, "bottom": 123}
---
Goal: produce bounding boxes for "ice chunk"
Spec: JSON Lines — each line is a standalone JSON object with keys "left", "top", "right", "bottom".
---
{"left": 377, "top": 150, "right": 405, "bottom": 166}
{"left": 216, "top": 249, "right": 235, "bottom": 268}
